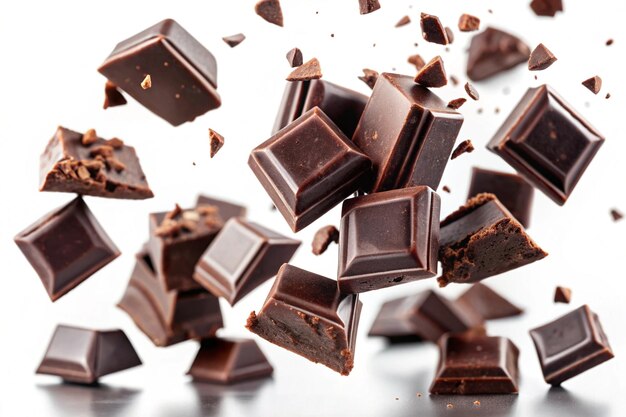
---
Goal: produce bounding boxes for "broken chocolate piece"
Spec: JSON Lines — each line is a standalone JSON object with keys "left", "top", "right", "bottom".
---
{"left": 451, "top": 140, "right": 474, "bottom": 160}
{"left": 222, "top": 33, "right": 246, "bottom": 48}
{"left": 445, "top": 27, "right": 455, "bottom": 44}
{"left": 442, "top": 185, "right": 451, "bottom": 193}
{"left": 528, "top": 43, "right": 557, "bottom": 71}
{"left": 554, "top": 286, "right": 571, "bottom": 304}
{"left": 312, "top": 225, "right": 339, "bottom": 255}
{"left": 407, "top": 54, "right": 425, "bottom": 70}
{"left": 286, "top": 47, "right": 303, "bottom": 67}
{"left": 395, "top": 15, "right": 411, "bottom": 27}
{"left": 420, "top": 13, "right": 449, "bottom": 45}
{"left": 467, "top": 27, "right": 530, "bottom": 81}
{"left": 358, "top": 68, "right": 379, "bottom": 89}
{"left": 141, "top": 74, "right": 152, "bottom": 89}
{"left": 610, "top": 208, "right": 623, "bottom": 221}
{"left": 414, "top": 56, "right": 447, "bottom": 88}
{"left": 255, "top": 0, "right": 283, "bottom": 26}
{"left": 359, "top": 0, "right": 380, "bottom": 15}
{"left": 209, "top": 128, "right": 224, "bottom": 158}
{"left": 286, "top": 58, "right": 322, "bottom": 81}
{"left": 530, "top": 0, "right": 563, "bottom": 17}
{"left": 457, "top": 283, "right": 523, "bottom": 320}
{"left": 465, "top": 82, "right": 479, "bottom": 100}
{"left": 447, "top": 98, "right": 467, "bottom": 109}
{"left": 582, "top": 76, "right": 602, "bottom": 94}
{"left": 458, "top": 14, "right": 480, "bottom": 32}
{"left": 103, "top": 81, "right": 127, "bottom": 109}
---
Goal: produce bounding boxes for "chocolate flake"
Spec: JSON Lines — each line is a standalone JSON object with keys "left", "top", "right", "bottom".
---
{"left": 554, "top": 286, "right": 572, "bottom": 303}
{"left": 420, "top": 13, "right": 449, "bottom": 45}
{"left": 407, "top": 54, "right": 426, "bottom": 71}
{"left": 286, "top": 47, "right": 303, "bottom": 67}
{"left": 465, "top": 82, "right": 480, "bottom": 100}
{"left": 255, "top": 0, "right": 284, "bottom": 27}
{"left": 395, "top": 15, "right": 411, "bottom": 27}
{"left": 447, "top": 98, "right": 466, "bottom": 109}
{"left": 312, "top": 225, "right": 340, "bottom": 255}
{"left": 209, "top": 128, "right": 225, "bottom": 158}
{"left": 582, "top": 76, "right": 602, "bottom": 94}
{"left": 286, "top": 58, "right": 322, "bottom": 81}
{"left": 358, "top": 68, "right": 379, "bottom": 89}
{"left": 140, "top": 74, "right": 152, "bottom": 90}
{"left": 528, "top": 43, "right": 557, "bottom": 71}
{"left": 414, "top": 56, "right": 447, "bottom": 88}
{"left": 451, "top": 140, "right": 474, "bottom": 159}
{"left": 530, "top": 0, "right": 563, "bottom": 17}
{"left": 81, "top": 129, "right": 98, "bottom": 146}
{"left": 458, "top": 14, "right": 480, "bottom": 31}
{"left": 222, "top": 33, "right": 246, "bottom": 48}
{"left": 610, "top": 208, "right": 623, "bottom": 222}
{"left": 103, "top": 81, "right": 127, "bottom": 109}
{"left": 606, "top": 93, "right": 611, "bottom": 99}
{"left": 359, "top": 0, "right": 381, "bottom": 15}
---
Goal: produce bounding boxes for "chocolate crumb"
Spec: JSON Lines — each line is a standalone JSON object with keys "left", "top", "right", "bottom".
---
{"left": 222, "top": 33, "right": 246, "bottom": 48}
{"left": 451, "top": 140, "right": 474, "bottom": 159}
{"left": 530, "top": 0, "right": 563, "bottom": 17}
{"left": 495, "top": 107, "right": 501, "bottom": 114}
{"left": 407, "top": 54, "right": 426, "bottom": 71}
{"left": 420, "top": 13, "right": 449, "bottom": 45}
{"left": 528, "top": 43, "right": 557, "bottom": 71}
{"left": 447, "top": 98, "right": 467, "bottom": 109}
{"left": 103, "top": 81, "right": 127, "bottom": 109}
{"left": 477, "top": 108, "right": 483, "bottom": 114}
{"left": 358, "top": 68, "right": 379, "bottom": 89}
{"left": 582, "top": 76, "right": 602, "bottom": 94}
{"left": 465, "top": 82, "right": 479, "bottom": 100}
{"left": 209, "top": 128, "right": 225, "bottom": 158}
{"left": 450, "top": 75, "right": 459, "bottom": 86}
{"left": 606, "top": 38, "right": 614, "bottom": 46}
{"left": 458, "top": 14, "right": 480, "bottom": 32}
{"left": 286, "top": 58, "right": 322, "bottom": 81}
{"left": 442, "top": 185, "right": 451, "bottom": 193}
{"left": 605, "top": 93, "right": 611, "bottom": 99}
{"left": 81, "top": 129, "right": 98, "bottom": 146}
{"left": 312, "top": 225, "right": 340, "bottom": 255}
{"left": 286, "top": 48, "right": 303, "bottom": 67}
{"left": 554, "top": 286, "right": 572, "bottom": 304}
{"left": 610, "top": 209, "right": 623, "bottom": 222}
{"left": 255, "top": 0, "right": 284, "bottom": 26}
{"left": 141, "top": 74, "right": 152, "bottom": 90}
{"left": 395, "top": 15, "right": 411, "bottom": 27}
{"left": 414, "top": 56, "right": 447, "bottom": 88}
{"left": 359, "top": 0, "right": 381, "bottom": 15}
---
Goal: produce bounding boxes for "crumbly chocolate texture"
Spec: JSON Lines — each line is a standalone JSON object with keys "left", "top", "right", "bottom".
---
{"left": 286, "top": 47, "right": 303, "bottom": 67}
{"left": 255, "top": 0, "right": 283, "bottom": 26}
{"left": 465, "top": 82, "right": 479, "bottom": 100}
{"left": 103, "top": 81, "right": 127, "bottom": 109}
{"left": 582, "top": 76, "right": 602, "bottom": 94}
{"left": 414, "top": 56, "right": 447, "bottom": 88}
{"left": 311, "top": 225, "right": 339, "bottom": 255}
{"left": 359, "top": 0, "right": 380, "bottom": 15}
{"left": 610, "top": 208, "right": 623, "bottom": 222}
{"left": 286, "top": 58, "right": 322, "bottom": 81}
{"left": 528, "top": 43, "right": 557, "bottom": 71}
{"left": 408, "top": 54, "right": 426, "bottom": 70}
{"left": 554, "top": 286, "right": 572, "bottom": 303}
{"left": 420, "top": 13, "right": 449, "bottom": 45}
{"left": 358, "top": 68, "right": 379, "bottom": 89}
{"left": 222, "top": 33, "right": 246, "bottom": 48}
{"left": 530, "top": 0, "right": 563, "bottom": 17}
{"left": 451, "top": 140, "right": 474, "bottom": 160}
{"left": 447, "top": 98, "right": 467, "bottom": 109}
{"left": 209, "top": 129, "right": 224, "bottom": 158}
{"left": 395, "top": 15, "right": 411, "bottom": 27}
{"left": 458, "top": 14, "right": 480, "bottom": 31}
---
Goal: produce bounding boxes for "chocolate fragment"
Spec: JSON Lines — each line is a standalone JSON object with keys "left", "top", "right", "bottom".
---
{"left": 487, "top": 85, "right": 604, "bottom": 205}
{"left": 415, "top": 56, "right": 447, "bottom": 88}
{"left": 442, "top": 185, "right": 451, "bottom": 193}
{"left": 554, "top": 286, "right": 572, "bottom": 304}
{"left": 450, "top": 75, "right": 460, "bottom": 86}
{"left": 358, "top": 68, "right": 379, "bottom": 89}
{"left": 445, "top": 27, "right": 455, "bottom": 44}
{"left": 209, "top": 128, "right": 224, "bottom": 158}
{"left": 467, "top": 27, "right": 530, "bottom": 81}
{"left": 438, "top": 193, "right": 547, "bottom": 286}
{"left": 140, "top": 74, "right": 152, "bottom": 89}
{"left": 528, "top": 43, "right": 557, "bottom": 71}
{"left": 458, "top": 14, "right": 480, "bottom": 32}
{"left": 286, "top": 58, "right": 321, "bottom": 81}
{"left": 610, "top": 208, "right": 623, "bottom": 222}
{"left": 457, "top": 283, "right": 523, "bottom": 320}
{"left": 359, "top": 0, "right": 380, "bottom": 15}
{"left": 255, "top": 0, "right": 283, "bottom": 26}
{"left": 530, "top": 305, "right": 614, "bottom": 385}
{"left": 451, "top": 140, "right": 474, "bottom": 160}
{"left": 103, "top": 81, "right": 127, "bottom": 109}
{"left": 286, "top": 47, "right": 303, "bottom": 67}
{"left": 15, "top": 197, "right": 120, "bottom": 301}
{"left": 530, "top": 0, "right": 563, "bottom": 17}
{"left": 395, "top": 15, "right": 411, "bottom": 28}
{"left": 36, "top": 325, "right": 141, "bottom": 384}
{"left": 312, "top": 225, "right": 339, "bottom": 255}
{"left": 464, "top": 82, "right": 479, "bottom": 100}
{"left": 606, "top": 39, "right": 614, "bottom": 46}
{"left": 246, "top": 264, "right": 362, "bottom": 375}
{"left": 430, "top": 334, "right": 520, "bottom": 394}
{"left": 582, "top": 76, "right": 602, "bottom": 94}
{"left": 420, "top": 13, "right": 449, "bottom": 45}
{"left": 222, "top": 33, "right": 246, "bottom": 48}
{"left": 407, "top": 54, "right": 425, "bottom": 70}
{"left": 447, "top": 98, "right": 466, "bottom": 109}
{"left": 605, "top": 93, "right": 611, "bottom": 99}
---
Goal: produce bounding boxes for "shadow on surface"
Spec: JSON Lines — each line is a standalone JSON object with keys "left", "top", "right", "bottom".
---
{"left": 534, "top": 386, "right": 609, "bottom": 417}
{"left": 37, "top": 383, "right": 141, "bottom": 417}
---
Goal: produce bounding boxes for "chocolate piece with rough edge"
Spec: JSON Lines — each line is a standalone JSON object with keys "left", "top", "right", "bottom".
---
{"left": 451, "top": 140, "right": 474, "bottom": 160}
{"left": 530, "top": 305, "right": 614, "bottom": 385}
{"left": 39, "top": 127, "right": 153, "bottom": 200}
{"left": 447, "top": 98, "right": 466, "bottom": 109}
{"left": 438, "top": 193, "right": 547, "bottom": 286}
{"left": 36, "top": 325, "right": 141, "bottom": 384}
{"left": 457, "top": 283, "right": 523, "bottom": 320}
{"left": 255, "top": 0, "right": 283, "bottom": 26}
{"left": 250, "top": 107, "right": 372, "bottom": 232}
{"left": 286, "top": 58, "right": 322, "bottom": 81}
{"left": 246, "top": 264, "right": 362, "bottom": 376}
{"left": 358, "top": 68, "right": 379, "bottom": 89}
{"left": 222, "top": 33, "right": 246, "bottom": 48}
{"left": 465, "top": 82, "right": 479, "bottom": 100}
{"left": 530, "top": 0, "right": 563, "bottom": 17}
{"left": 467, "top": 167, "right": 534, "bottom": 228}
{"left": 414, "top": 56, "right": 447, "bottom": 88}
{"left": 337, "top": 186, "right": 440, "bottom": 293}
{"left": 103, "top": 81, "right": 127, "bottom": 109}
{"left": 194, "top": 218, "right": 300, "bottom": 305}
{"left": 458, "top": 14, "right": 480, "bottom": 32}
{"left": 430, "top": 334, "right": 520, "bottom": 394}
{"left": 359, "top": 0, "right": 380, "bottom": 15}
{"left": 582, "top": 76, "right": 602, "bottom": 94}
{"left": 487, "top": 85, "right": 604, "bottom": 205}
{"left": 467, "top": 27, "right": 530, "bottom": 81}
{"left": 529, "top": 43, "right": 557, "bottom": 71}
{"left": 209, "top": 128, "right": 224, "bottom": 158}
{"left": 420, "top": 13, "right": 449, "bottom": 45}
{"left": 395, "top": 15, "right": 411, "bottom": 27}
{"left": 554, "top": 286, "right": 572, "bottom": 304}
{"left": 98, "top": 19, "right": 221, "bottom": 126}
{"left": 352, "top": 73, "right": 463, "bottom": 193}
{"left": 14, "top": 197, "right": 120, "bottom": 302}
{"left": 188, "top": 338, "right": 273, "bottom": 384}
{"left": 312, "top": 225, "right": 339, "bottom": 255}
{"left": 610, "top": 208, "right": 623, "bottom": 222}
{"left": 286, "top": 47, "right": 303, "bottom": 67}
{"left": 408, "top": 54, "right": 425, "bottom": 70}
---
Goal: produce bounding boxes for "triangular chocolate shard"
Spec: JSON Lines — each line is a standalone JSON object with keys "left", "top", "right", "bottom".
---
{"left": 554, "top": 286, "right": 572, "bottom": 303}
{"left": 286, "top": 58, "right": 322, "bottom": 81}
{"left": 222, "top": 33, "right": 245, "bottom": 48}
{"left": 457, "top": 283, "right": 523, "bottom": 320}
{"left": 528, "top": 43, "right": 557, "bottom": 71}
{"left": 582, "top": 76, "right": 602, "bottom": 94}
{"left": 255, "top": 0, "right": 284, "bottom": 27}
{"left": 467, "top": 27, "right": 530, "bottom": 81}
{"left": 414, "top": 56, "right": 447, "bottom": 88}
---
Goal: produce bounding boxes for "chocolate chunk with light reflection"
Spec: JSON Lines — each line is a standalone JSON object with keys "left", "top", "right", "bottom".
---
{"left": 467, "top": 27, "right": 530, "bottom": 81}
{"left": 582, "top": 76, "right": 602, "bottom": 94}
{"left": 209, "top": 128, "right": 224, "bottom": 158}
{"left": 415, "top": 56, "right": 448, "bottom": 88}
{"left": 312, "top": 225, "right": 339, "bottom": 255}
{"left": 286, "top": 47, "right": 303, "bottom": 67}
{"left": 286, "top": 58, "right": 322, "bottom": 81}
{"left": 528, "top": 43, "right": 557, "bottom": 70}
{"left": 103, "top": 81, "right": 127, "bottom": 109}
{"left": 457, "top": 283, "right": 523, "bottom": 320}
{"left": 255, "top": 0, "right": 283, "bottom": 26}
{"left": 451, "top": 140, "right": 474, "bottom": 160}
{"left": 358, "top": 68, "right": 379, "bottom": 89}
{"left": 420, "top": 13, "right": 449, "bottom": 45}
{"left": 530, "top": 0, "right": 563, "bottom": 17}
{"left": 359, "top": 0, "right": 380, "bottom": 15}
{"left": 458, "top": 14, "right": 480, "bottom": 32}
{"left": 554, "top": 286, "right": 571, "bottom": 304}
{"left": 222, "top": 33, "right": 246, "bottom": 48}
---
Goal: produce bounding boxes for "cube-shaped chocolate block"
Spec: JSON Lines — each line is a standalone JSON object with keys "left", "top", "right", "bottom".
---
{"left": 194, "top": 218, "right": 300, "bottom": 305}
{"left": 337, "top": 186, "right": 440, "bottom": 293}
{"left": 14, "top": 197, "right": 120, "bottom": 301}
{"left": 530, "top": 305, "right": 613, "bottom": 385}
{"left": 487, "top": 85, "right": 604, "bottom": 205}
{"left": 249, "top": 107, "right": 372, "bottom": 232}
{"left": 352, "top": 73, "right": 463, "bottom": 193}
{"left": 98, "top": 19, "right": 220, "bottom": 126}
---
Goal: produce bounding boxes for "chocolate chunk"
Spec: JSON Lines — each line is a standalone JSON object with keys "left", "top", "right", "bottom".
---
{"left": 487, "top": 85, "right": 604, "bottom": 205}
{"left": 464, "top": 82, "right": 479, "bottom": 100}
{"left": 467, "top": 27, "right": 530, "bottom": 81}
{"left": 286, "top": 47, "right": 303, "bottom": 67}
{"left": 36, "top": 325, "right": 141, "bottom": 384}
{"left": 209, "top": 128, "right": 224, "bottom": 158}
{"left": 439, "top": 193, "right": 547, "bottom": 286}
{"left": 359, "top": 0, "right": 380, "bottom": 15}
{"left": 103, "top": 81, "right": 127, "bottom": 109}
{"left": 250, "top": 107, "right": 371, "bottom": 232}
{"left": 530, "top": 305, "right": 613, "bottom": 385}
{"left": 528, "top": 43, "right": 557, "bottom": 71}
{"left": 530, "top": 0, "right": 563, "bottom": 17}
{"left": 312, "top": 225, "right": 339, "bottom": 255}
{"left": 246, "top": 264, "right": 362, "bottom": 375}
{"left": 467, "top": 167, "right": 534, "bottom": 228}
{"left": 445, "top": 27, "right": 455, "bottom": 44}
{"left": 358, "top": 68, "right": 379, "bottom": 89}
{"left": 554, "top": 286, "right": 572, "bottom": 304}
{"left": 414, "top": 56, "right": 447, "bottom": 88}
{"left": 447, "top": 97, "right": 467, "bottom": 109}
{"left": 430, "top": 334, "right": 520, "bottom": 394}
{"left": 458, "top": 14, "right": 480, "bottom": 32}
{"left": 457, "top": 283, "right": 523, "bottom": 320}
{"left": 222, "top": 33, "right": 246, "bottom": 48}
{"left": 255, "top": 0, "right": 284, "bottom": 26}
{"left": 395, "top": 15, "right": 411, "bottom": 27}
{"left": 98, "top": 19, "right": 220, "bottom": 126}
{"left": 15, "top": 197, "right": 120, "bottom": 301}
{"left": 582, "top": 76, "right": 602, "bottom": 94}
{"left": 442, "top": 185, "right": 451, "bottom": 193}
{"left": 420, "top": 13, "right": 449, "bottom": 45}
{"left": 353, "top": 73, "right": 463, "bottom": 192}
{"left": 451, "top": 140, "right": 474, "bottom": 160}
{"left": 286, "top": 58, "right": 322, "bottom": 81}
{"left": 407, "top": 54, "right": 425, "bottom": 70}
{"left": 369, "top": 290, "right": 484, "bottom": 343}
{"left": 610, "top": 208, "right": 624, "bottom": 221}
{"left": 140, "top": 74, "right": 152, "bottom": 89}
{"left": 606, "top": 93, "right": 611, "bottom": 99}
{"left": 338, "top": 186, "right": 440, "bottom": 293}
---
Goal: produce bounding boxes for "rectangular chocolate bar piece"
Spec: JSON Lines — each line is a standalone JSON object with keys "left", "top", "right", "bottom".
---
{"left": 98, "top": 19, "right": 220, "bottom": 126}
{"left": 352, "top": 73, "right": 463, "bottom": 193}
{"left": 338, "top": 186, "right": 440, "bottom": 293}
{"left": 247, "top": 264, "right": 362, "bottom": 375}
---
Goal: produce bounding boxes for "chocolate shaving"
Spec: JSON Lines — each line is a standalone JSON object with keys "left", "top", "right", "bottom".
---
{"left": 209, "top": 129, "right": 225, "bottom": 158}
{"left": 255, "top": 0, "right": 284, "bottom": 27}
{"left": 359, "top": 0, "right": 380, "bottom": 15}
{"left": 465, "top": 82, "right": 480, "bottom": 100}
{"left": 407, "top": 54, "right": 426, "bottom": 71}
{"left": 582, "top": 76, "right": 602, "bottom": 95}
{"left": 358, "top": 68, "right": 379, "bottom": 89}
{"left": 222, "top": 33, "right": 246, "bottom": 48}
{"left": 414, "top": 56, "right": 447, "bottom": 88}
{"left": 286, "top": 58, "right": 322, "bottom": 81}
{"left": 420, "top": 13, "right": 449, "bottom": 45}
{"left": 528, "top": 43, "right": 557, "bottom": 71}
{"left": 81, "top": 129, "right": 98, "bottom": 146}
{"left": 447, "top": 98, "right": 467, "bottom": 109}
{"left": 103, "top": 81, "right": 127, "bottom": 109}
{"left": 395, "top": 15, "right": 411, "bottom": 27}
{"left": 451, "top": 140, "right": 474, "bottom": 159}
{"left": 458, "top": 14, "right": 480, "bottom": 31}
{"left": 312, "top": 225, "right": 340, "bottom": 255}
{"left": 286, "top": 48, "right": 303, "bottom": 67}
{"left": 141, "top": 74, "right": 152, "bottom": 90}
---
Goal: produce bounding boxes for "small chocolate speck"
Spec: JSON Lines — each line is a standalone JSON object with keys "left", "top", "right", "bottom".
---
{"left": 605, "top": 93, "right": 611, "bottom": 99}
{"left": 442, "top": 185, "right": 451, "bottom": 193}
{"left": 451, "top": 140, "right": 474, "bottom": 159}
{"left": 611, "top": 208, "right": 623, "bottom": 221}
{"left": 606, "top": 38, "right": 614, "bottom": 46}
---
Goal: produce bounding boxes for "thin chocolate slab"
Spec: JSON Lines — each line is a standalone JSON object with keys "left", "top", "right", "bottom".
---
{"left": 467, "top": 27, "right": 530, "bottom": 81}
{"left": 246, "top": 264, "right": 362, "bottom": 375}
{"left": 40, "top": 127, "right": 153, "bottom": 200}
{"left": 98, "top": 19, "right": 220, "bottom": 126}
{"left": 352, "top": 73, "right": 463, "bottom": 193}
{"left": 457, "top": 283, "right": 523, "bottom": 320}
{"left": 487, "top": 85, "right": 604, "bottom": 205}
{"left": 194, "top": 218, "right": 300, "bottom": 305}
{"left": 338, "top": 186, "right": 440, "bottom": 293}
{"left": 250, "top": 107, "right": 372, "bottom": 232}
{"left": 15, "top": 197, "right": 120, "bottom": 301}
{"left": 530, "top": 305, "right": 613, "bottom": 385}
{"left": 36, "top": 325, "right": 141, "bottom": 384}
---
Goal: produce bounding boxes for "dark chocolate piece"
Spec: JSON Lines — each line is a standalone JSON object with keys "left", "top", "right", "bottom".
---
{"left": 222, "top": 33, "right": 246, "bottom": 48}
{"left": 246, "top": 264, "right": 362, "bottom": 375}
{"left": 98, "top": 19, "right": 220, "bottom": 126}
{"left": 352, "top": 73, "right": 463, "bottom": 193}
{"left": 530, "top": 305, "right": 614, "bottom": 385}
{"left": 457, "top": 283, "right": 523, "bottom": 320}
{"left": 458, "top": 14, "right": 480, "bottom": 32}
{"left": 36, "top": 325, "right": 141, "bottom": 384}
{"left": 451, "top": 140, "right": 474, "bottom": 160}
{"left": 103, "top": 81, "right": 127, "bottom": 109}
{"left": 610, "top": 208, "right": 623, "bottom": 221}
{"left": 209, "top": 128, "right": 224, "bottom": 158}
{"left": 487, "top": 85, "right": 604, "bottom": 205}
{"left": 255, "top": 0, "right": 284, "bottom": 26}
{"left": 439, "top": 193, "right": 547, "bottom": 286}
{"left": 530, "top": 0, "right": 563, "bottom": 17}
{"left": 140, "top": 74, "right": 152, "bottom": 89}
{"left": 407, "top": 54, "right": 425, "bottom": 70}
{"left": 311, "top": 225, "right": 339, "bottom": 256}
{"left": 337, "top": 186, "right": 440, "bottom": 293}
{"left": 606, "top": 38, "right": 614, "bottom": 46}
{"left": 188, "top": 338, "right": 273, "bottom": 384}
{"left": 369, "top": 290, "right": 483, "bottom": 343}
{"left": 15, "top": 197, "right": 120, "bottom": 301}
{"left": 447, "top": 98, "right": 467, "bottom": 109}
{"left": 40, "top": 127, "right": 153, "bottom": 200}
{"left": 465, "top": 82, "right": 479, "bottom": 100}
{"left": 582, "top": 76, "right": 602, "bottom": 94}
{"left": 467, "top": 167, "right": 534, "bottom": 228}
{"left": 554, "top": 286, "right": 571, "bottom": 304}
{"left": 395, "top": 15, "right": 411, "bottom": 27}
{"left": 250, "top": 107, "right": 371, "bottom": 232}
{"left": 606, "top": 93, "right": 611, "bottom": 99}
{"left": 420, "top": 13, "right": 449, "bottom": 45}
{"left": 414, "top": 56, "right": 448, "bottom": 88}
{"left": 286, "top": 58, "right": 322, "bottom": 81}
{"left": 194, "top": 218, "right": 300, "bottom": 305}
{"left": 286, "top": 47, "right": 303, "bottom": 67}
{"left": 528, "top": 43, "right": 557, "bottom": 71}
{"left": 359, "top": 0, "right": 380, "bottom": 15}
{"left": 358, "top": 68, "right": 379, "bottom": 89}
{"left": 430, "top": 334, "right": 520, "bottom": 394}
{"left": 442, "top": 185, "right": 451, "bottom": 193}
{"left": 467, "top": 27, "right": 530, "bottom": 81}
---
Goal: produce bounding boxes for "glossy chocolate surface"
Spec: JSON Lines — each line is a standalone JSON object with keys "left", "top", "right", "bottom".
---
{"left": 487, "top": 85, "right": 604, "bottom": 205}
{"left": 98, "top": 19, "right": 220, "bottom": 126}
{"left": 14, "top": 197, "right": 120, "bottom": 301}
{"left": 352, "top": 73, "right": 463, "bottom": 193}
{"left": 466, "top": 27, "right": 530, "bottom": 81}
{"left": 456, "top": 283, "right": 523, "bottom": 320}
{"left": 338, "top": 186, "right": 440, "bottom": 293}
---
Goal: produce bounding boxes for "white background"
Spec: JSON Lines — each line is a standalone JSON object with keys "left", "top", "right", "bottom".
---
{"left": 0, "top": 0, "right": 625, "bottom": 416}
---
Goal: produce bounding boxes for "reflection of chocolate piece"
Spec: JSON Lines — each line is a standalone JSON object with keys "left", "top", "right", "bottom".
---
{"left": 451, "top": 140, "right": 474, "bottom": 160}
{"left": 103, "top": 81, "right": 127, "bottom": 109}
{"left": 466, "top": 27, "right": 530, "bottom": 81}
{"left": 311, "top": 225, "right": 339, "bottom": 255}
{"left": 285, "top": 47, "right": 303, "bottom": 67}
{"left": 420, "top": 13, "right": 449, "bottom": 45}
{"left": 15, "top": 197, "right": 120, "bottom": 301}
{"left": 530, "top": 0, "right": 563, "bottom": 17}
{"left": 582, "top": 76, "right": 602, "bottom": 94}
{"left": 255, "top": 0, "right": 284, "bottom": 27}
{"left": 528, "top": 43, "right": 557, "bottom": 71}
{"left": 457, "top": 283, "right": 523, "bottom": 320}
{"left": 414, "top": 56, "right": 447, "bottom": 88}
{"left": 286, "top": 58, "right": 322, "bottom": 81}
{"left": 209, "top": 129, "right": 224, "bottom": 158}
{"left": 458, "top": 14, "right": 480, "bottom": 32}
{"left": 553, "top": 286, "right": 571, "bottom": 304}
{"left": 222, "top": 33, "right": 245, "bottom": 48}
{"left": 359, "top": 0, "right": 380, "bottom": 15}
